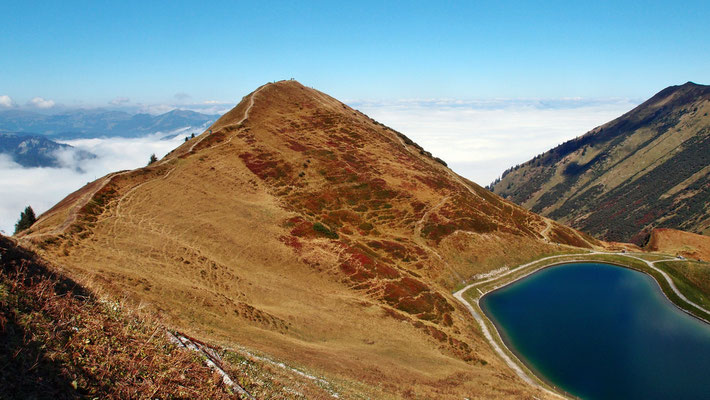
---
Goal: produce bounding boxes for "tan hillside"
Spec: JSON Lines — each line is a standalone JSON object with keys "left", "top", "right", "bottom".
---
{"left": 490, "top": 82, "right": 710, "bottom": 244}
{"left": 0, "top": 234, "right": 354, "bottom": 399}
{"left": 645, "top": 228, "right": 710, "bottom": 262}
{"left": 18, "top": 80, "right": 598, "bottom": 399}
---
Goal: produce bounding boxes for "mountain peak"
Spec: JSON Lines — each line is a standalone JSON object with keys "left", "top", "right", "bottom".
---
{"left": 651, "top": 80, "right": 710, "bottom": 103}
{"left": 491, "top": 81, "right": 710, "bottom": 244}
{"left": 680, "top": 80, "right": 706, "bottom": 88}
{"left": 19, "top": 82, "right": 598, "bottom": 398}
{"left": 672, "top": 80, "right": 710, "bottom": 94}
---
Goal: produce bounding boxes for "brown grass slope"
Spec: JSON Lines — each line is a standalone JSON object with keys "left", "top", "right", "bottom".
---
{"left": 645, "top": 228, "right": 710, "bottom": 261}
{"left": 1, "top": 234, "right": 350, "bottom": 399}
{"left": 491, "top": 82, "right": 710, "bottom": 244}
{"left": 0, "top": 235, "right": 237, "bottom": 400}
{"left": 17, "top": 80, "right": 597, "bottom": 399}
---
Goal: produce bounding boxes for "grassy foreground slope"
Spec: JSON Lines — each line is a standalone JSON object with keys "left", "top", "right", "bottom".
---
{"left": 17, "top": 80, "right": 599, "bottom": 398}
{"left": 0, "top": 235, "right": 235, "bottom": 399}
{"left": 1, "top": 234, "right": 357, "bottom": 399}
{"left": 491, "top": 82, "right": 710, "bottom": 244}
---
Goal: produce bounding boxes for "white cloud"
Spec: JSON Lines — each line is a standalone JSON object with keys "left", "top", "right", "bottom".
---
{"left": 350, "top": 98, "right": 639, "bottom": 186}
{"left": 0, "top": 131, "right": 188, "bottom": 234}
{"left": 187, "top": 103, "right": 233, "bottom": 115}
{"left": 190, "top": 103, "right": 233, "bottom": 115}
{"left": 28, "top": 97, "right": 56, "bottom": 109}
{"left": 0, "top": 95, "right": 16, "bottom": 108}
{"left": 139, "top": 101, "right": 233, "bottom": 116}
{"left": 137, "top": 103, "right": 177, "bottom": 115}
{"left": 0, "top": 97, "right": 640, "bottom": 234}
{"left": 109, "top": 96, "right": 130, "bottom": 106}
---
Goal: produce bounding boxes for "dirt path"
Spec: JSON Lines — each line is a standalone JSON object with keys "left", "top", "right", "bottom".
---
{"left": 414, "top": 196, "right": 448, "bottom": 236}
{"left": 625, "top": 255, "right": 710, "bottom": 319}
{"left": 25, "top": 84, "right": 269, "bottom": 240}
{"left": 454, "top": 252, "right": 596, "bottom": 399}
{"left": 24, "top": 170, "right": 134, "bottom": 239}
{"left": 115, "top": 83, "right": 269, "bottom": 210}
{"left": 107, "top": 85, "right": 270, "bottom": 238}
{"left": 186, "top": 83, "right": 268, "bottom": 154}
{"left": 541, "top": 218, "right": 554, "bottom": 241}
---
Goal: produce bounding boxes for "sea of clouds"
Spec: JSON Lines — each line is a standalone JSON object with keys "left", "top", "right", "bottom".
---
{"left": 0, "top": 98, "right": 639, "bottom": 235}
{"left": 0, "top": 130, "right": 195, "bottom": 234}
{"left": 351, "top": 97, "right": 639, "bottom": 188}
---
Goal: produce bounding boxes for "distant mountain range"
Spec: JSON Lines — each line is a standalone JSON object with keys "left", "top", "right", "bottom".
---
{"left": 490, "top": 82, "right": 710, "bottom": 244}
{"left": 0, "top": 109, "right": 220, "bottom": 139}
{"left": 0, "top": 132, "right": 95, "bottom": 168}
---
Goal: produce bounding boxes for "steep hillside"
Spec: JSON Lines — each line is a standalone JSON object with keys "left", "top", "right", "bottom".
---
{"left": 0, "top": 234, "right": 236, "bottom": 399}
{"left": 17, "top": 80, "right": 597, "bottom": 399}
{"left": 491, "top": 82, "right": 710, "bottom": 244}
{"left": 1, "top": 234, "right": 349, "bottom": 399}
{"left": 645, "top": 228, "right": 710, "bottom": 261}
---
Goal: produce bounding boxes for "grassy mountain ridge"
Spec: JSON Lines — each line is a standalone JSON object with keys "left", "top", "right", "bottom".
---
{"left": 491, "top": 82, "right": 710, "bottom": 244}
{"left": 17, "top": 80, "right": 598, "bottom": 398}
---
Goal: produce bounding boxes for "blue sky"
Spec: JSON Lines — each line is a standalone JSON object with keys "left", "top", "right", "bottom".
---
{"left": 1, "top": 1, "right": 709, "bottom": 231}
{"left": 1, "top": 1, "right": 709, "bottom": 106}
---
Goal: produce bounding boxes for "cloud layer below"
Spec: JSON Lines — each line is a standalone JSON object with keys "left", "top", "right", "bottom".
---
{"left": 28, "top": 97, "right": 56, "bottom": 109}
{"left": 0, "top": 131, "right": 189, "bottom": 234}
{"left": 350, "top": 98, "right": 639, "bottom": 187}
{"left": 1, "top": 98, "right": 639, "bottom": 234}
{"left": 0, "top": 95, "right": 16, "bottom": 108}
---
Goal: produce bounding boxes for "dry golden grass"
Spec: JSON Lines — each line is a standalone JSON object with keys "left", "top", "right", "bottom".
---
{"left": 1, "top": 235, "right": 361, "bottom": 399}
{"left": 0, "top": 235, "right": 235, "bottom": 399}
{"left": 646, "top": 228, "right": 710, "bottom": 261}
{"left": 17, "top": 80, "right": 596, "bottom": 398}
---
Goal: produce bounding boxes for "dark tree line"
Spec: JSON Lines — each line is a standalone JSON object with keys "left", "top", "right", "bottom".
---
{"left": 14, "top": 206, "right": 36, "bottom": 234}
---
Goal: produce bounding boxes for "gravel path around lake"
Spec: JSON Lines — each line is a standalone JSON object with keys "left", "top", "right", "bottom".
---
{"left": 453, "top": 251, "right": 710, "bottom": 399}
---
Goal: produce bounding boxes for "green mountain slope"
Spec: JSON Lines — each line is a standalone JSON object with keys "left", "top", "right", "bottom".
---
{"left": 490, "top": 82, "right": 710, "bottom": 244}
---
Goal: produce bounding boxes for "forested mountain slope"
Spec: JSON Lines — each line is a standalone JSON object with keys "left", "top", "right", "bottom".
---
{"left": 491, "top": 82, "right": 710, "bottom": 244}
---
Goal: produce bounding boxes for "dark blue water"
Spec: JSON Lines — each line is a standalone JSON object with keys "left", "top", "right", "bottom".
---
{"left": 480, "top": 262, "right": 710, "bottom": 400}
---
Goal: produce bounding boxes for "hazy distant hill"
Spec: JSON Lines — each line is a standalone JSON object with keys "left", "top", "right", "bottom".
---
{"left": 19, "top": 80, "right": 598, "bottom": 399}
{"left": 0, "top": 109, "right": 220, "bottom": 139}
{"left": 0, "top": 132, "right": 95, "bottom": 168}
{"left": 490, "top": 82, "right": 710, "bottom": 244}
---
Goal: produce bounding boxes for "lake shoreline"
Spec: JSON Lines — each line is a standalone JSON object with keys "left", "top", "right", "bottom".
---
{"left": 455, "top": 252, "right": 710, "bottom": 400}
{"left": 484, "top": 259, "right": 710, "bottom": 325}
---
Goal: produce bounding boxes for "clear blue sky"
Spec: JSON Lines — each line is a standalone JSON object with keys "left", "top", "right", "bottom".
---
{"left": 1, "top": 0, "right": 709, "bottom": 106}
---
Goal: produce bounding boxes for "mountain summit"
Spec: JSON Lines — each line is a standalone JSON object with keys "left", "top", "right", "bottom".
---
{"left": 491, "top": 82, "right": 710, "bottom": 244}
{"left": 19, "top": 80, "right": 597, "bottom": 398}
